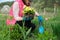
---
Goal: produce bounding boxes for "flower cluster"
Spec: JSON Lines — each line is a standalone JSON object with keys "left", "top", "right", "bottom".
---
{"left": 23, "top": 6, "right": 35, "bottom": 15}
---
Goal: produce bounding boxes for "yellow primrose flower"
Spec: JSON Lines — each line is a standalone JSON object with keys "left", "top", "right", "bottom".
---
{"left": 23, "top": 6, "right": 35, "bottom": 15}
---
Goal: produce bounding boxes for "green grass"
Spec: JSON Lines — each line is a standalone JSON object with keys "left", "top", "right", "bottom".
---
{"left": 0, "top": 14, "right": 10, "bottom": 40}
{"left": 0, "top": 8, "right": 60, "bottom": 40}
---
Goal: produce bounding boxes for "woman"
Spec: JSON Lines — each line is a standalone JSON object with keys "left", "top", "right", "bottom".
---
{"left": 7, "top": 0, "right": 43, "bottom": 32}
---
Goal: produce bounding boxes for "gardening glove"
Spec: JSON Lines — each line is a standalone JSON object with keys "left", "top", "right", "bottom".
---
{"left": 39, "top": 25, "right": 44, "bottom": 34}
{"left": 23, "top": 16, "right": 30, "bottom": 21}
{"left": 38, "top": 16, "right": 43, "bottom": 24}
{"left": 23, "top": 16, "right": 34, "bottom": 21}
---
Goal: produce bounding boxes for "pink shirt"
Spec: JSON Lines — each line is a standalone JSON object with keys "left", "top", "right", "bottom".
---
{"left": 6, "top": 1, "right": 24, "bottom": 25}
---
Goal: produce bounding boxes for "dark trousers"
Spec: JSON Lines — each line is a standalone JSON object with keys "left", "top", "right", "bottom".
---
{"left": 16, "top": 20, "right": 36, "bottom": 32}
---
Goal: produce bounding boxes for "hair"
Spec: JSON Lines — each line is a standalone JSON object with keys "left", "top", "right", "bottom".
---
{"left": 22, "top": 0, "right": 31, "bottom": 6}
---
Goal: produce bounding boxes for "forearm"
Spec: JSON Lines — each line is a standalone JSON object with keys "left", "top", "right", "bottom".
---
{"left": 35, "top": 11, "right": 40, "bottom": 16}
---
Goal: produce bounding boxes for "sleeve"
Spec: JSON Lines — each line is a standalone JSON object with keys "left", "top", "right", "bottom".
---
{"left": 13, "top": 2, "right": 21, "bottom": 21}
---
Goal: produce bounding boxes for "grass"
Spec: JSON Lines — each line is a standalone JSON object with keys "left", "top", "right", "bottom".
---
{"left": 0, "top": 8, "right": 60, "bottom": 40}
{"left": 0, "top": 14, "right": 10, "bottom": 40}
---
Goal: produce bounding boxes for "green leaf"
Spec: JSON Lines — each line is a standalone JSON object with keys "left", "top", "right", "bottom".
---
{"left": 26, "top": 27, "right": 32, "bottom": 37}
